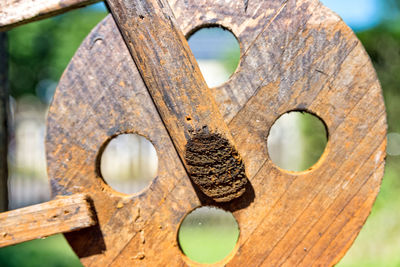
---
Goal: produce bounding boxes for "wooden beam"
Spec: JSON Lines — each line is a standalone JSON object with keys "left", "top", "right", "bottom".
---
{"left": 0, "top": 194, "right": 97, "bottom": 247}
{"left": 0, "top": 32, "right": 9, "bottom": 212}
{"left": 106, "top": 0, "right": 249, "bottom": 202}
{"left": 0, "top": 0, "right": 102, "bottom": 32}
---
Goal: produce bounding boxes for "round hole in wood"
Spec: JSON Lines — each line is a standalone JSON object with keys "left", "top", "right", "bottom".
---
{"left": 99, "top": 133, "right": 158, "bottom": 195}
{"left": 267, "top": 111, "right": 328, "bottom": 172}
{"left": 178, "top": 206, "right": 239, "bottom": 264}
{"left": 187, "top": 26, "right": 240, "bottom": 87}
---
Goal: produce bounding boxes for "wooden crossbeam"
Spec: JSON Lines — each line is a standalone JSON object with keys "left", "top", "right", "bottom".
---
{"left": 0, "top": 194, "right": 96, "bottom": 247}
{"left": 106, "top": 0, "right": 249, "bottom": 202}
{"left": 0, "top": 0, "right": 102, "bottom": 32}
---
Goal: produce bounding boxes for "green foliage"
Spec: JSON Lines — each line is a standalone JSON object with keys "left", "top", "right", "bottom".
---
{"left": 357, "top": 27, "right": 400, "bottom": 133}
{"left": 8, "top": 7, "right": 107, "bottom": 100}
{"left": 0, "top": 235, "right": 82, "bottom": 267}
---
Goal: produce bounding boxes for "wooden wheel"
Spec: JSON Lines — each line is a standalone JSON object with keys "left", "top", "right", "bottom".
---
{"left": 44, "top": 0, "right": 386, "bottom": 266}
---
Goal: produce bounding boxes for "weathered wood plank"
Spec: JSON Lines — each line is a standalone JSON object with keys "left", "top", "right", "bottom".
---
{"left": 105, "top": 0, "right": 248, "bottom": 202}
{"left": 0, "top": 0, "right": 101, "bottom": 32}
{"left": 0, "top": 32, "right": 9, "bottom": 212}
{"left": 0, "top": 194, "right": 96, "bottom": 247}
{"left": 45, "top": 0, "right": 386, "bottom": 265}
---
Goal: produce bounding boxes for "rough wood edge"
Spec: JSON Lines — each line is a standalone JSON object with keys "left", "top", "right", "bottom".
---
{"left": 0, "top": 0, "right": 102, "bottom": 32}
{"left": 0, "top": 194, "right": 97, "bottom": 248}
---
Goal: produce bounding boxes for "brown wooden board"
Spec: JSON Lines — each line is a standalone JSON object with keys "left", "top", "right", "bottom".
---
{"left": 0, "top": 194, "right": 97, "bottom": 247}
{"left": 45, "top": 0, "right": 386, "bottom": 266}
{"left": 105, "top": 0, "right": 248, "bottom": 202}
{"left": 0, "top": 0, "right": 101, "bottom": 32}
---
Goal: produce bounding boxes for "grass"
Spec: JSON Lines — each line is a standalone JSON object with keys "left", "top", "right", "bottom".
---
{"left": 0, "top": 235, "right": 82, "bottom": 267}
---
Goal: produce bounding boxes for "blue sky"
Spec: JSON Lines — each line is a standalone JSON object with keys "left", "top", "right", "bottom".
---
{"left": 320, "top": 0, "right": 381, "bottom": 31}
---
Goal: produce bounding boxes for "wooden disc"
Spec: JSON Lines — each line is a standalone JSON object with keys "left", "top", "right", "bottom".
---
{"left": 46, "top": 0, "right": 386, "bottom": 266}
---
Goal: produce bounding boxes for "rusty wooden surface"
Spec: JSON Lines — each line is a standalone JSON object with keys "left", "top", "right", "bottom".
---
{"left": 0, "top": 0, "right": 101, "bottom": 32}
{"left": 105, "top": 0, "right": 248, "bottom": 202}
{"left": 0, "top": 194, "right": 97, "bottom": 247}
{"left": 0, "top": 32, "right": 9, "bottom": 211}
{"left": 45, "top": 0, "right": 386, "bottom": 266}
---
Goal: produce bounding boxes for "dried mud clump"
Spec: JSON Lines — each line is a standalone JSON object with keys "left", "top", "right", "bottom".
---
{"left": 185, "top": 131, "right": 248, "bottom": 202}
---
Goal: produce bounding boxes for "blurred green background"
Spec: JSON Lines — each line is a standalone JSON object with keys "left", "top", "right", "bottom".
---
{"left": 1, "top": 0, "right": 400, "bottom": 266}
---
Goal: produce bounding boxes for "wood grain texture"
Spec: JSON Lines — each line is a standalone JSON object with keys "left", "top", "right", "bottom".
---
{"left": 0, "top": 194, "right": 96, "bottom": 247}
{"left": 105, "top": 0, "right": 248, "bottom": 202}
{"left": 0, "top": 0, "right": 101, "bottom": 31}
{"left": 0, "top": 32, "right": 9, "bottom": 211}
{"left": 45, "top": 0, "right": 386, "bottom": 266}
